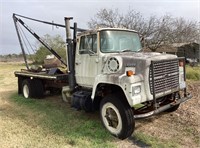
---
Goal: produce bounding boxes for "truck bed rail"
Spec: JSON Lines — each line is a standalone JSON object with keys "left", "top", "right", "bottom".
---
{"left": 15, "top": 71, "right": 68, "bottom": 80}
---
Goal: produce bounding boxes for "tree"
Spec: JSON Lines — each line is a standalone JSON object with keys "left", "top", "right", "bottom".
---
{"left": 88, "top": 8, "right": 123, "bottom": 28}
{"left": 34, "top": 34, "right": 66, "bottom": 64}
{"left": 145, "top": 15, "right": 173, "bottom": 51}
{"left": 168, "top": 17, "right": 199, "bottom": 43}
{"left": 88, "top": 8, "right": 199, "bottom": 51}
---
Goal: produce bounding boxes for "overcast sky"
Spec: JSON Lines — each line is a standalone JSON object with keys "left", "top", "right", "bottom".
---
{"left": 0, "top": 0, "right": 199, "bottom": 55}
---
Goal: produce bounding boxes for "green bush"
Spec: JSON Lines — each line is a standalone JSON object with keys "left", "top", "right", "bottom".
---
{"left": 34, "top": 34, "right": 66, "bottom": 64}
{"left": 186, "top": 66, "right": 200, "bottom": 80}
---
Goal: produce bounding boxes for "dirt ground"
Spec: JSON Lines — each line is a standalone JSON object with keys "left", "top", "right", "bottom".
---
{"left": 0, "top": 62, "right": 199, "bottom": 147}
{"left": 118, "top": 80, "right": 200, "bottom": 147}
{"left": 137, "top": 81, "right": 200, "bottom": 145}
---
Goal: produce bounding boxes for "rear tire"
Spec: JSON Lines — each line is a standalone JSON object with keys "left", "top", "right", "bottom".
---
{"left": 32, "top": 79, "right": 44, "bottom": 98}
{"left": 100, "top": 94, "right": 135, "bottom": 139}
{"left": 22, "top": 79, "right": 34, "bottom": 98}
{"left": 22, "top": 79, "right": 44, "bottom": 99}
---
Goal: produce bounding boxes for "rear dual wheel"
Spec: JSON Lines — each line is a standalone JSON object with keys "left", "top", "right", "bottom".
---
{"left": 100, "top": 94, "right": 135, "bottom": 139}
{"left": 22, "top": 80, "right": 31, "bottom": 98}
{"left": 22, "top": 79, "right": 44, "bottom": 99}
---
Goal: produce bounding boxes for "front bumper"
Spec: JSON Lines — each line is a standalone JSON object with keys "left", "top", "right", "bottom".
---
{"left": 134, "top": 93, "right": 192, "bottom": 119}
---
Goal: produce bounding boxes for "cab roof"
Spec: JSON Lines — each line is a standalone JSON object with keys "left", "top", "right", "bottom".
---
{"left": 77, "top": 28, "right": 138, "bottom": 36}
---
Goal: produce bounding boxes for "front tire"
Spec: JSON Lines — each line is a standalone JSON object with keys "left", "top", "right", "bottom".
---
{"left": 100, "top": 94, "right": 135, "bottom": 139}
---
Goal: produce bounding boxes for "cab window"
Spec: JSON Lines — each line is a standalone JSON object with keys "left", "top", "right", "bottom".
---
{"left": 79, "top": 34, "right": 97, "bottom": 54}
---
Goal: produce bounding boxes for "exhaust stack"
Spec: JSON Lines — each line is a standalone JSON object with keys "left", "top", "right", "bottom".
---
{"left": 64, "top": 17, "right": 76, "bottom": 91}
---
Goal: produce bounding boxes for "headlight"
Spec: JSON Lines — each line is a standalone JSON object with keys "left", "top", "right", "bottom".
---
{"left": 132, "top": 85, "right": 141, "bottom": 96}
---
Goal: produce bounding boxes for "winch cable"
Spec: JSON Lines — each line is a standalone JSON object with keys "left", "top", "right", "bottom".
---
{"left": 18, "top": 25, "right": 30, "bottom": 55}
{"left": 13, "top": 15, "right": 29, "bottom": 69}
{"left": 18, "top": 23, "right": 35, "bottom": 62}
{"left": 19, "top": 23, "right": 36, "bottom": 54}
{"left": 19, "top": 22, "right": 35, "bottom": 61}
{"left": 13, "top": 14, "right": 67, "bottom": 67}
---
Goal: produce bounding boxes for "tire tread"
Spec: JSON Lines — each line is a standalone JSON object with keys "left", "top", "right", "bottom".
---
{"left": 100, "top": 93, "right": 135, "bottom": 139}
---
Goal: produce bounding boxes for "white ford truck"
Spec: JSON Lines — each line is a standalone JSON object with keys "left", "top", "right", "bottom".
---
{"left": 13, "top": 14, "right": 192, "bottom": 139}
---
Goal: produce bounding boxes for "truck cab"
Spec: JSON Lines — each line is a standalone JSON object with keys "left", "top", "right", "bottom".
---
{"left": 75, "top": 28, "right": 141, "bottom": 87}
{"left": 69, "top": 28, "right": 191, "bottom": 139}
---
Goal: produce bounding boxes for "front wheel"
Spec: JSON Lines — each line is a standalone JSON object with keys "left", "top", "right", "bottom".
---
{"left": 100, "top": 94, "right": 135, "bottom": 139}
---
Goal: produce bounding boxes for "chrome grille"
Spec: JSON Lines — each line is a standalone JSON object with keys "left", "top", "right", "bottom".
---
{"left": 149, "top": 59, "right": 179, "bottom": 94}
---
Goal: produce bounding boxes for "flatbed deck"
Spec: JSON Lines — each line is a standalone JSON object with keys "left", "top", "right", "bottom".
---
{"left": 15, "top": 70, "right": 68, "bottom": 80}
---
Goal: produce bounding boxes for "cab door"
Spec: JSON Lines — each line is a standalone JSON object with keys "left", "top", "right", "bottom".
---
{"left": 75, "top": 34, "right": 98, "bottom": 87}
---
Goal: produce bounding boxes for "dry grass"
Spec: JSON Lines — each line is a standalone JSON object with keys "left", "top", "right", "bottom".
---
{"left": 0, "top": 63, "right": 70, "bottom": 148}
{"left": 0, "top": 62, "right": 199, "bottom": 148}
{"left": 0, "top": 108, "right": 73, "bottom": 148}
{"left": 0, "top": 62, "right": 114, "bottom": 148}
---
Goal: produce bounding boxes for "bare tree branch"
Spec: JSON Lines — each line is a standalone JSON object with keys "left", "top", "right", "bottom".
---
{"left": 88, "top": 8, "right": 199, "bottom": 51}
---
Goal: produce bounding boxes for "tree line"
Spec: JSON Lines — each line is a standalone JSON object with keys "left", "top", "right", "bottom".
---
{"left": 88, "top": 8, "right": 199, "bottom": 51}
{"left": 8, "top": 8, "right": 198, "bottom": 63}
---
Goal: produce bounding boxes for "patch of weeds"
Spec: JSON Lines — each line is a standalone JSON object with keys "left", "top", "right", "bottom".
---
{"left": 186, "top": 66, "right": 200, "bottom": 80}
{"left": 134, "top": 132, "right": 179, "bottom": 148}
{"left": 67, "top": 138, "right": 76, "bottom": 146}
{"left": 184, "top": 127, "right": 200, "bottom": 145}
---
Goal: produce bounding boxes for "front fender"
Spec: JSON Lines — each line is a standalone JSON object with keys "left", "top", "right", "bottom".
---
{"left": 91, "top": 73, "right": 145, "bottom": 106}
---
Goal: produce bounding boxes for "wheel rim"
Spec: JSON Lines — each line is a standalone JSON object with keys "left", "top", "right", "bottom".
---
{"left": 23, "top": 84, "right": 29, "bottom": 98}
{"left": 101, "top": 102, "right": 122, "bottom": 135}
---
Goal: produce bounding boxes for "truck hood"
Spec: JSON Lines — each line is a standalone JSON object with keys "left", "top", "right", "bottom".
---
{"left": 117, "top": 52, "right": 177, "bottom": 62}
{"left": 121, "top": 52, "right": 177, "bottom": 75}
{"left": 102, "top": 52, "right": 178, "bottom": 75}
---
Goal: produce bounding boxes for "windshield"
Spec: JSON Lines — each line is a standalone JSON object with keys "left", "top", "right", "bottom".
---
{"left": 100, "top": 30, "right": 142, "bottom": 53}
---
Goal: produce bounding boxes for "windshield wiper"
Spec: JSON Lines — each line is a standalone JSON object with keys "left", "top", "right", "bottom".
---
{"left": 120, "top": 49, "right": 132, "bottom": 53}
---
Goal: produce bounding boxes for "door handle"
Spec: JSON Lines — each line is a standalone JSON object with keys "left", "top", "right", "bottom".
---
{"left": 75, "top": 61, "right": 81, "bottom": 65}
